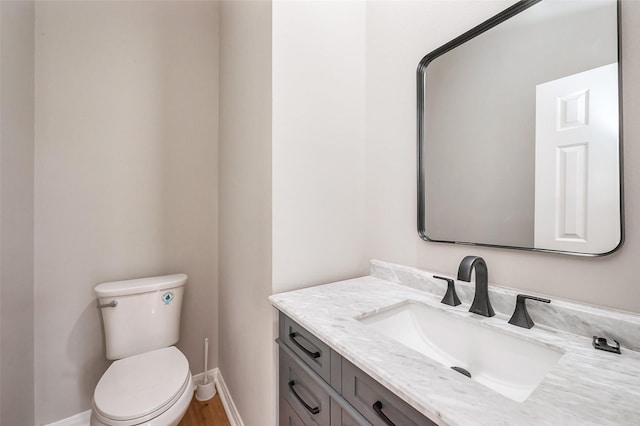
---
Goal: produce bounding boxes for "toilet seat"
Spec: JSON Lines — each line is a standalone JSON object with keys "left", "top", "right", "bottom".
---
{"left": 93, "top": 346, "right": 191, "bottom": 425}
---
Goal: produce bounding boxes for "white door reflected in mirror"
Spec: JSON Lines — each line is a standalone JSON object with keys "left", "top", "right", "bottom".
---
{"left": 534, "top": 63, "right": 620, "bottom": 254}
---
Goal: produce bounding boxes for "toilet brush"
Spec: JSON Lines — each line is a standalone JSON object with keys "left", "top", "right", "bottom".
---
{"left": 196, "top": 337, "right": 216, "bottom": 401}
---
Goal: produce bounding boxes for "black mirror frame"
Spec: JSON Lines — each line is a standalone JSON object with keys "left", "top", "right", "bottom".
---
{"left": 416, "top": 0, "right": 624, "bottom": 257}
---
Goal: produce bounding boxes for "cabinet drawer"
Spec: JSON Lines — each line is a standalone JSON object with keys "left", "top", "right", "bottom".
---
{"left": 280, "top": 312, "right": 331, "bottom": 383}
{"left": 280, "top": 398, "right": 308, "bottom": 426}
{"left": 342, "top": 359, "right": 436, "bottom": 426}
{"left": 280, "top": 347, "right": 331, "bottom": 425}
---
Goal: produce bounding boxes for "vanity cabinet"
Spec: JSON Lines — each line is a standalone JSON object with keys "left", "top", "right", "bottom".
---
{"left": 278, "top": 312, "right": 436, "bottom": 426}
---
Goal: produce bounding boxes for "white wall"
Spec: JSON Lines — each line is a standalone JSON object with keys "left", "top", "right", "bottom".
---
{"left": 366, "top": 0, "right": 640, "bottom": 314}
{"left": 219, "top": 2, "right": 274, "bottom": 425}
{"left": 0, "top": 1, "right": 35, "bottom": 424}
{"left": 33, "top": 2, "right": 219, "bottom": 423}
{"left": 272, "top": 0, "right": 368, "bottom": 293}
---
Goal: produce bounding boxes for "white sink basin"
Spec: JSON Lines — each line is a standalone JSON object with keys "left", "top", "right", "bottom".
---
{"left": 358, "top": 301, "right": 564, "bottom": 402}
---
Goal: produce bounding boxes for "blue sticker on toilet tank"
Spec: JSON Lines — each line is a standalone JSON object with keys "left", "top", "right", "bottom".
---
{"left": 162, "top": 292, "right": 174, "bottom": 305}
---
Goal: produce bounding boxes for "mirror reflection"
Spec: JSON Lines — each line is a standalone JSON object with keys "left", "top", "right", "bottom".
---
{"left": 418, "top": 0, "right": 622, "bottom": 255}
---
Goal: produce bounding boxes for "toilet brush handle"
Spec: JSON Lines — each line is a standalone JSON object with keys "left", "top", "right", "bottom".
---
{"left": 203, "top": 338, "right": 209, "bottom": 381}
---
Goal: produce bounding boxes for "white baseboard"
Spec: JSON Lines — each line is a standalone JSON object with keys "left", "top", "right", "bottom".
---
{"left": 44, "top": 410, "right": 91, "bottom": 426}
{"left": 212, "top": 368, "right": 245, "bottom": 426}
{"left": 46, "top": 368, "right": 244, "bottom": 426}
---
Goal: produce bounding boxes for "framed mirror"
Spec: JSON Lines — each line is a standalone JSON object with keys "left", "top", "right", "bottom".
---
{"left": 417, "top": 0, "right": 623, "bottom": 256}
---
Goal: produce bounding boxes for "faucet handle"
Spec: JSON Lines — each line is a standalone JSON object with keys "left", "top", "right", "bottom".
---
{"left": 433, "top": 275, "right": 461, "bottom": 307}
{"left": 508, "top": 294, "right": 550, "bottom": 329}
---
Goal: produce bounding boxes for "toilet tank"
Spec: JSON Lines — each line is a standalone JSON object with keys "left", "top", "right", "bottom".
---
{"left": 95, "top": 274, "right": 187, "bottom": 360}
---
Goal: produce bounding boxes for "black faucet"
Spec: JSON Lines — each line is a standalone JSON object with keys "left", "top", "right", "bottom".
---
{"left": 433, "top": 275, "right": 461, "bottom": 306}
{"left": 508, "top": 294, "right": 550, "bottom": 329}
{"left": 457, "top": 256, "right": 494, "bottom": 317}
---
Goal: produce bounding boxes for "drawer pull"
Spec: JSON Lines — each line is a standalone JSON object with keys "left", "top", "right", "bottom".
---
{"left": 288, "top": 380, "right": 320, "bottom": 415}
{"left": 372, "top": 400, "right": 396, "bottom": 426}
{"left": 289, "top": 332, "right": 321, "bottom": 359}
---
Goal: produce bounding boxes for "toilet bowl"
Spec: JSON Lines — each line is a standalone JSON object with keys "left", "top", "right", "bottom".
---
{"left": 91, "top": 347, "right": 193, "bottom": 426}
{"left": 92, "top": 274, "right": 193, "bottom": 426}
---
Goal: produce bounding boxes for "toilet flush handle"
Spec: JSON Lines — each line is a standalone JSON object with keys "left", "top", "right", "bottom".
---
{"left": 98, "top": 300, "right": 118, "bottom": 309}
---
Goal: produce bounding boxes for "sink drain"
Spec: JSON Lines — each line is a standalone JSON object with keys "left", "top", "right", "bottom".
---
{"left": 451, "top": 366, "right": 472, "bottom": 378}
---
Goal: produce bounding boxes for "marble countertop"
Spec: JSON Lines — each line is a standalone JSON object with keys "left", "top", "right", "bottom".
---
{"left": 269, "top": 273, "right": 640, "bottom": 425}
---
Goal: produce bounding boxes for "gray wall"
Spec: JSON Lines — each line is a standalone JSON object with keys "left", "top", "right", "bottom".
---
{"left": 33, "top": 2, "right": 219, "bottom": 423}
{"left": 366, "top": 0, "right": 640, "bottom": 314}
{"left": 0, "top": 1, "right": 35, "bottom": 424}
{"left": 219, "top": 2, "right": 274, "bottom": 425}
{"left": 425, "top": 0, "right": 618, "bottom": 247}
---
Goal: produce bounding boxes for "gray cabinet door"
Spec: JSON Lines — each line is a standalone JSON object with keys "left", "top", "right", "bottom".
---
{"left": 281, "top": 398, "right": 309, "bottom": 426}
{"left": 330, "top": 398, "right": 371, "bottom": 426}
{"left": 342, "top": 358, "right": 437, "bottom": 426}
{"left": 280, "top": 347, "right": 331, "bottom": 425}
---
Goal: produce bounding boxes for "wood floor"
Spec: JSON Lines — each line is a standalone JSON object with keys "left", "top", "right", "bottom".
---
{"left": 179, "top": 393, "right": 231, "bottom": 426}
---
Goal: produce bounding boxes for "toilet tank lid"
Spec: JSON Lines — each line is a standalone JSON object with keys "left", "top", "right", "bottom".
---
{"left": 95, "top": 274, "right": 187, "bottom": 298}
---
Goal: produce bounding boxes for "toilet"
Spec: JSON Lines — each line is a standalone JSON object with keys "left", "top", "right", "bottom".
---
{"left": 91, "top": 274, "right": 193, "bottom": 426}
